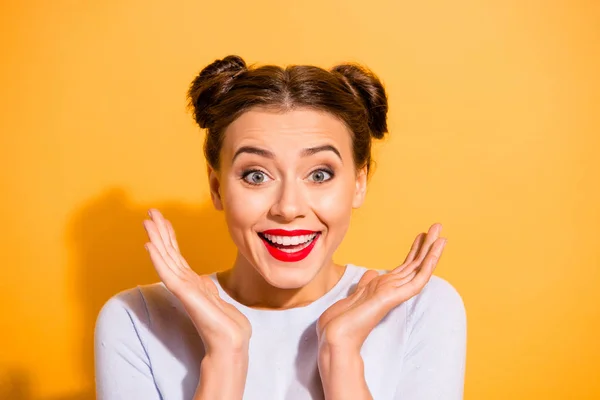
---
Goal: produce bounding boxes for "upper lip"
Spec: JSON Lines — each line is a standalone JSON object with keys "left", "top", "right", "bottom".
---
{"left": 261, "top": 229, "right": 319, "bottom": 236}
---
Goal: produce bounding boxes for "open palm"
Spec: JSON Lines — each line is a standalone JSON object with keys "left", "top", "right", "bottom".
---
{"left": 317, "top": 223, "right": 446, "bottom": 351}
{"left": 143, "top": 208, "right": 251, "bottom": 353}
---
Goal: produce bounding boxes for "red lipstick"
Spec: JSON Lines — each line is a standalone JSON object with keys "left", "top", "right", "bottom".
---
{"left": 262, "top": 229, "right": 316, "bottom": 236}
{"left": 259, "top": 229, "right": 320, "bottom": 262}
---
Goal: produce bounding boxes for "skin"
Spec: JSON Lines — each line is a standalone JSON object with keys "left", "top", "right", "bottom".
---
{"left": 209, "top": 108, "right": 368, "bottom": 308}
{"left": 142, "top": 108, "right": 447, "bottom": 399}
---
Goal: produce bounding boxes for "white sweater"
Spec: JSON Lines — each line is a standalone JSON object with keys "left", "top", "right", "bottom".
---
{"left": 95, "top": 264, "right": 467, "bottom": 399}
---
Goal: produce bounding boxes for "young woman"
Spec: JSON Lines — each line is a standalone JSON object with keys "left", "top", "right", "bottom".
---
{"left": 95, "top": 55, "right": 467, "bottom": 400}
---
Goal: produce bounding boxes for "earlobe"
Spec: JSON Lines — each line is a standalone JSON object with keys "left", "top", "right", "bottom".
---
{"left": 208, "top": 167, "right": 224, "bottom": 211}
{"left": 352, "top": 167, "right": 368, "bottom": 209}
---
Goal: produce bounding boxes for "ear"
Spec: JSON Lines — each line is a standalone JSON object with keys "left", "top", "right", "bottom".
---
{"left": 208, "top": 165, "right": 223, "bottom": 211}
{"left": 352, "top": 165, "right": 368, "bottom": 209}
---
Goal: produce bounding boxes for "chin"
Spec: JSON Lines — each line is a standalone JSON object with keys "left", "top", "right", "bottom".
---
{"left": 258, "top": 259, "right": 324, "bottom": 290}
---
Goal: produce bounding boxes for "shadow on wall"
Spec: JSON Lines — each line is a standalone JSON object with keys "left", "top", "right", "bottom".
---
{"left": 0, "top": 187, "right": 236, "bottom": 400}
{"left": 0, "top": 369, "right": 90, "bottom": 400}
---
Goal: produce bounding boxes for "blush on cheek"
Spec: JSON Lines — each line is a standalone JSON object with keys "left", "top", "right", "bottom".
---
{"left": 312, "top": 184, "right": 354, "bottom": 215}
{"left": 227, "top": 193, "right": 264, "bottom": 216}
{"left": 224, "top": 188, "right": 273, "bottom": 233}
{"left": 312, "top": 189, "right": 353, "bottom": 245}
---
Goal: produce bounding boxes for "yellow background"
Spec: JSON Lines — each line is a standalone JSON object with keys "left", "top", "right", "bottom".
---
{"left": 1, "top": 0, "right": 599, "bottom": 399}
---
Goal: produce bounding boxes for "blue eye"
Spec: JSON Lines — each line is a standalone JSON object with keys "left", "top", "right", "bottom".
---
{"left": 308, "top": 169, "right": 333, "bottom": 183}
{"left": 242, "top": 170, "right": 271, "bottom": 185}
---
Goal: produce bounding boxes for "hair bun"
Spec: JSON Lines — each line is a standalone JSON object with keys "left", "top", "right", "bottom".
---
{"left": 199, "top": 55, "right": 246, "bottom": 80}
{"left": 187, "top": 55, "right": 247, "bottom": 128}
{"left": 331, "top": 64, "right": 388, "bottom": 139}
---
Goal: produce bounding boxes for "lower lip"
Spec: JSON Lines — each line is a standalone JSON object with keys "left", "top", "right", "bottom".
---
{"left": 260, "top": 233, "right": 320, "bottom": 262}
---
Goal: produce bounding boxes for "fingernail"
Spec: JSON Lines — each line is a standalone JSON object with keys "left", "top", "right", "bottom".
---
{"left": 147, "top": 209, "right": 152, "bottom": 217}
{"left": 144, "top": 244, "right": 149, "bottom": 252}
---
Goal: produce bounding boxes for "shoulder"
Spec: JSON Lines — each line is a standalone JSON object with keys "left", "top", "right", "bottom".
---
{"left": 405, "top": 275, "right": 467, "bottom": 333}
{"left": 95, "top": 282, "right": 179, "bottom": 338}
{"left": 412, "top": 275, "right": 465, "bottom": 309}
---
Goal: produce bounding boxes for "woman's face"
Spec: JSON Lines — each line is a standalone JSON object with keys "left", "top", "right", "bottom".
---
{"left": 209, "top": 108, "right": 367, "bottom": 289}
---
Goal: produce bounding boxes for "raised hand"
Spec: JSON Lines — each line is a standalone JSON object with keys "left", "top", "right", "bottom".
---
{"left": 143, "top": 208, "right": 251, "bottom": 355}
{"left": 317, "top": 223, "right": 447, "bottom": 352}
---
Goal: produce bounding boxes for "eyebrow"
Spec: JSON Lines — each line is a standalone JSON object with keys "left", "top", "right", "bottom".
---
{"left": 232, "top": 145, "right": 342, "bottom": 163}
{"left": 301, "top": 145, "right": 342, "bottom": 160}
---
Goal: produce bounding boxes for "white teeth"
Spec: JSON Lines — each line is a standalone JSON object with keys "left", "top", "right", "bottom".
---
{"left": 280, "top": 244, "right": 307, "bottom": 253}
{"left": 263, "top": 233, "right": 317, "bottom": 246}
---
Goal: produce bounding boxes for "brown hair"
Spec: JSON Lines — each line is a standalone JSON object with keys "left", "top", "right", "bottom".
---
{"left": 187, "top": 55, "right": 389, "bottom": 173}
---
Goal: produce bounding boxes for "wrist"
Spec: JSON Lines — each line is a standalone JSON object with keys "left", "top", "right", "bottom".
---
{"left": 318, "top": 344, "right": 362, "bottom": 374}
{"left": 205, "top": 340, "right": 249, "bottom": 359}
{"left": 202, "top": 350, "right": 248, "bottom": 370}
{"left": 318, "top": 347, "right": 372, "bottom": 400}
{"left": 318, "top": 339, "right": 361, "bottom": 365}
{"left": 201, "top": 328, "right": 251, "bottom": 355}
{"left": 195, "top": 352, "right": 249, "bottom": 400}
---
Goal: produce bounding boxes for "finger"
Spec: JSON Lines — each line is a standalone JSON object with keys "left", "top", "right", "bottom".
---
{"left": 145, "top": 217, "right": 183, "bottom": 269}
{"left": 395, "top": 258, "right": 421, "bottom": 280}
{"left": 144, "top": 220, "right": 184, "bottom": 272}
{"left": 391, "top": 270, "right": 417, "bottom": 287}
{"left": 403, "top": 232, "right": 426, "bottom": 265}
{"left": 356, "top": 270, "right": 379, "bottom": 290}
{"left": 143, "top": 219, "right": 167, "bottom": 257}
{"left": 146, "top": 242, "right": 181, "bottom": 285}
{"left": 391, "top": 232, "right": 425, "bottom": 275}
{"left": 178, "top": 255, "right": 193, "bottom": 270}
{"left": 396, "top": 233, "right": 445, "bottom": 279}
{"left": 163, "top": 220, "right": 192, "bottom": 270}
{"left": 155, "top": 214, "right": 185, "bottom": 268}
{"left": 164, "top": 219, "right": 181, "bottom": 253}
{"left": 380, "top": 238, "right": 446, "bottom": 308}
{"left": 202, "top": 275, "right": 220, "bottom": 297}
{"left": 148, "top": 209, "right": 173, "bottom": 253}
{"left": 413, "top": 223, "right": 443, "bottom": 265}
{"left": 405, "top": 238, "right": 446, "bottom": 292}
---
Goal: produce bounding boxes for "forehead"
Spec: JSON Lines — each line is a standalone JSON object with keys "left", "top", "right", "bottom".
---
{"left": 222, "top": 108, "right": 353, "bottom": 155}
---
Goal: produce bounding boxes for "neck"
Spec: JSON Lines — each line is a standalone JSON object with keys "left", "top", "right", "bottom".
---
{"left": 217, "top": 254, "right": 346, "bottom": 310}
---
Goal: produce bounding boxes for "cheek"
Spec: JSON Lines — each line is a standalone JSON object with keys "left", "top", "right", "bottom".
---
{"left": 311, "top": 181, "right": 355, "bottom": 230}
{"left": 222, "top": 182, "right": 270, "bottom": 232}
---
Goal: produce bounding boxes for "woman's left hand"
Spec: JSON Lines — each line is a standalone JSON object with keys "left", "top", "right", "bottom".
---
{"left": 317, "top": 223, "right": 447, "bottom": 353}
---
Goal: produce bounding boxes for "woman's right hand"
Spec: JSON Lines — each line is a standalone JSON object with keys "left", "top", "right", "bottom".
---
{"left": 143, "top": 208, "right": 252, "bottom": 356}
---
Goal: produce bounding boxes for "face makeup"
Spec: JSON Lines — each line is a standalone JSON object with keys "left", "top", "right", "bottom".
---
{"left": 214, "top": 108, "right": 367, "bottom": 289}
{"left": 259, "top": 229, "right": 321, "bottom": 262}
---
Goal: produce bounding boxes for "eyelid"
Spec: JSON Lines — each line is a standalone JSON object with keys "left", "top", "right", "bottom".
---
{"left": 307, "top": 167, "right": 334, "bottom": 183}
{"left": 241, "top": 168, "right": 273, "bottom": 185}
{"left": 240, "top": 165, "right": 334, "bottom": 185}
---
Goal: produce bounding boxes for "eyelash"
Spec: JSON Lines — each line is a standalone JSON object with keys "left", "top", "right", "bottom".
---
{"left": 308, "top": 168, "right": 335, "bottom": 184}
{"left": 240, "top": 167, "right": 335, "bottom": 186}
{"left": 240, "top": 169, "right": 270, "bottom": 186}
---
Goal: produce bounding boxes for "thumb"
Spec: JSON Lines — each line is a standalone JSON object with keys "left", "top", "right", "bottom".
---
{"left": 356, "top": 269, "right": 379, "bottom": 290}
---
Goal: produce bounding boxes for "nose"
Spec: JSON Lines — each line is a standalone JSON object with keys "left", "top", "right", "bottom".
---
{"left": 269, "top": 178, "right": 307, "bottom": 222}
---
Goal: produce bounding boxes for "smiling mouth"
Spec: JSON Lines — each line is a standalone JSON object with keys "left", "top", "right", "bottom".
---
{"left": 258, "top": 230, "right": 321, "bottom": 262}
{"left": 258, "top": 232, "right": 318, "bottom": 253}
